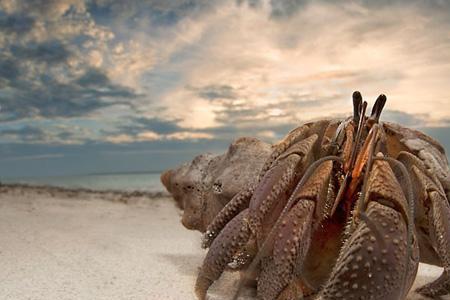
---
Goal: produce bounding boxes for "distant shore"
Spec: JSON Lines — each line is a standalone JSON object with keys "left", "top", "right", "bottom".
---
{"left": 0, "top": 171, "right": 165, "bottom": 194}
{"left": 0, "top": 183, "right": 169, "bottom": 204}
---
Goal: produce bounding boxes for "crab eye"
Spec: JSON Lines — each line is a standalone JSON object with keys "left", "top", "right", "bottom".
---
{"left": 212, "top": 181, "right": 223, "bottom": 194}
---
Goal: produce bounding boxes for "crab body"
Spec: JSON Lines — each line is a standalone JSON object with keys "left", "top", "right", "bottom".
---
{"left": 195, "top": 92, "right": 450, "bottom": 300}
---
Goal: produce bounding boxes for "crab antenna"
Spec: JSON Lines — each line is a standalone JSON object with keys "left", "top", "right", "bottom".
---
{"left": 349, "top": 100, "right": 367, "bottom": 169}
{"left": 352, "top": 91, "right": 363, "bottom": 124}
{"left": 369, "top": 94, "right": 387, "bottom": 123}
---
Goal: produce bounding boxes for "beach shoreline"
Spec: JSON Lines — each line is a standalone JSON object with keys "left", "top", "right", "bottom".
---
{"left": 0, "top": 184, "right": 447, "bottom": 300}
{"left": 0, "top": 183, "right": 169, "bottom": 203}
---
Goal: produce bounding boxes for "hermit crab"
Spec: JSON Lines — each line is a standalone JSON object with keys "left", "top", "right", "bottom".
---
{"left": 195, "top": 92, "right": 450, "bottom": 300}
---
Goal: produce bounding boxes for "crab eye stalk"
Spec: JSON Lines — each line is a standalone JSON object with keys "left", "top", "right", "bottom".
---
{"left": 369, "top": 94, "right": 387, "bottom": 123}
{"left": 352, "top": 91, "right": 363, "bottom": 124}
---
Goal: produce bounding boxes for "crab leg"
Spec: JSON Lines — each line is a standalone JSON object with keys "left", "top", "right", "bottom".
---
{"left": 195, "top": 208, "right": 251, "bottom": 300}
{"left": 257, "top": 199, "right": 315, "bottom": 300}
{"left": 320, "top": 157, "right": 419, "bottom": 300}
{"left": 195, "top": 135, "right": 318, "bottom": 300}
{"left": 249, "top": 134, "right": 318, "bottom": 242}
{"left": 202, "top": 185, "right": 255, "bottom": 249}
{"left": 396, "top": 151, "right": 450, "bottom": 297}
{"left": 411, "top": 163, "right": 450, "bottom": 297}
{"left": 258, "top": 123, "right": 311, "bottom": 181}
{"left": 257, "top": 160, "right": 333, "bottom": 300}
{"left": 416, "top": 190, "right": 450, "bottom": 297}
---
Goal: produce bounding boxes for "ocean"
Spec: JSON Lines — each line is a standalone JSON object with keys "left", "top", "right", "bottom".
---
{"left": 0, "top": 172, "right": 165, "bottom": 192}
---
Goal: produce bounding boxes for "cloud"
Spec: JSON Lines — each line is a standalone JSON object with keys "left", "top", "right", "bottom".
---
{"left": 0, "top": 13, "right": 35, "bottom": 35}
{"left": 77, "top": 68, "right": 110, "bottom": 87}
{"left": 1, "top": 0, "right": 87, "bottom": 20}
{"left": 0, "top": 123, "right": 94, "bottom": 144}
{"left": 105, "top": 134, "right": 134, "bottom": 144}
{"left": 0, "top": 34, "right": 138, "bottom": 122}
{"left": 121, "top": 117, "right": 182, "bottom": 135}
{"left": 266, "top": 0, "right": 450, "bottom": 19}
{"left": 102, "top": 116, "right": 214, "bottom": 143}
{"left": 269, "top": 0, "right": 309, "bottom": 18}
{"left": 381, "top": 110, "right": 429, "bottom": 128}
{"left": 136, "top": 130, "right": 161, "bottom": 141}
{"left": 0, "top": 55, "right": 20, "bottom": 84}
{"left": 166, "top": 131, "right": 213, "bottom": 140}
{"left": 0, "top": 0, "right": 139, "bottom": 126}
{"left": 87, "top": 0, "right": 217, "bottom": 28}
{"left": 11, "top": 40, "right": 71, "bottom": 63}
{"left": 156, "top": 0, "right": 450, "bottom": 135}
{"left": 189, "top": 84, "right": 238, "bottom": 100}
{"left": 0, "top": 125, "right": 47, "bottom": 142}
{"left": 0, "top": 73, "right": 137, "bottom": 121}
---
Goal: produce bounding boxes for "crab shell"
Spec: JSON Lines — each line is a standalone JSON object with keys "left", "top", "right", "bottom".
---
{"left": 194, "top": 93, "right": 450, "bottom": 300}
{"left": 161, "top": 137, "right": 271, "bottom": 232}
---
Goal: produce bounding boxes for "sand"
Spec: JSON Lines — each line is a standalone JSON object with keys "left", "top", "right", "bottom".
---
{"left": 0, "top": 185, "right": 448, "bottom": 300}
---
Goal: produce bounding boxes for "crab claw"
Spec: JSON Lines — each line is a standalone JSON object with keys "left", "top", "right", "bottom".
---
{"left": 320, "top": 156, "right": 419, "bottom": 300}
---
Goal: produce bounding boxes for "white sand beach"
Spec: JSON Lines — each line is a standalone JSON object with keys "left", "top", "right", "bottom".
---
{"left": 0, "top": 185, "right": 447, "bottom": 300}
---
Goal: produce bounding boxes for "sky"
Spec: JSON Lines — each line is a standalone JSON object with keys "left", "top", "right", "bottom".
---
{"left": 0, "top": 0, "right": 450, "bottom": 178}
